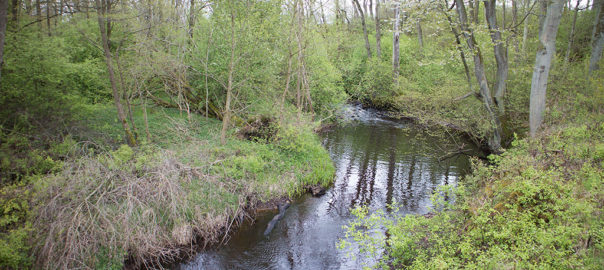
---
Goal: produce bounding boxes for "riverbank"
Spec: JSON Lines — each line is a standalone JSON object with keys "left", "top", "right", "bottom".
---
{"left": 342, "top": 87, "right": 604, "bottom": 268}
{"left": 2, "top": 105, "right": 334, "bottom": 269}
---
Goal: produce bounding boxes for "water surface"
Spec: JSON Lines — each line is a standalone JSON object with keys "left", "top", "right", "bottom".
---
{"left": 179, "top": 105, "right": 473, "bottom": 269}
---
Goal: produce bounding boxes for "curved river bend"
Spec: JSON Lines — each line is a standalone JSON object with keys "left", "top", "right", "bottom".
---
{"left": 178, "top": 105, "right": 473, "bottom": 270}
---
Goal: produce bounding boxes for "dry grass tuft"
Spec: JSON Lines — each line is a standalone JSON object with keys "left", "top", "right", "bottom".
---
{"left": 32, "top": 140, "right": 243, "bottom": 269}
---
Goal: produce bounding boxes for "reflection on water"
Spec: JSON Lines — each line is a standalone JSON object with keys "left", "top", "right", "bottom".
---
{"left": 179, "top": 105, "right": 473, "bottom": 270}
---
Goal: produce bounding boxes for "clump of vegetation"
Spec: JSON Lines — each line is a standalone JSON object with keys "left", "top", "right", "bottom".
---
{"left": 31, "top": 107, "right": 333, "bottom": 269}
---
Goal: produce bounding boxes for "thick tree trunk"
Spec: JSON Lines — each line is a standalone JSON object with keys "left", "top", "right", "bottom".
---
{"left": 529, "top": 0, "right": 564, "bottom": 137}
{"left": 0, "top": 0, "right": 7, "bottom": 82}
{"left": 589, "top": 0, "right": 604, "bottom": 76}
{"left": 485, "top": 0, "right": 509, "bottom": 114}
{"left": 455, "top": 0, "right": 502, "bottom": 152}
{"left": 95, "top": 0, "right": 136, "bottom": 146}
{"left": 375, "top": 0, "right": 381, "bottom": 58}
{"left": 352, "top": 0, "right": 371, "bottom": 58}
{"left": 393, "top": 3, "right": 400, "bottom": 81}
{"left": 564, "top": 0, "right": 581, "bottom": 64}
{"left": 221, "top": 7, "right": 235, "bottom": 145}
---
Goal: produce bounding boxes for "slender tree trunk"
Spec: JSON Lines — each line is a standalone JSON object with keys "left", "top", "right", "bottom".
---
{"left": 353, "top": 0, "right": 371, "bottom": 58}
{"left": 417, "top": 20, "right": 423, "bottom": 54}
{"left": 335, "top": 0, "right": 341, "bottom": 24}
{"left": 485, "top": 0, "right": 509, "bottom": 114}
{"left": 393, "top": 2, "right": 400, "bottom": 81}
{"left": 221, "top": 6, "right": 235, "bottom": 145}
{"left": 35, "top": 0, "right": 40, "bottom": 30}
{"left": 10, "top": 0, "right": 17, "bottom": 25}
{"left": 115, "top": 48, "right": 138, "bottom": 138}
{"left": 564, "top": 0, "right": 581, "bottom": 65}
{"left": 589, "top": 0, "right": 604, "bottom": 76}
{"left": 529, "top": 0, "right": 564, "bottom": 137}
{"left": 142, "top": 95, "right": 151, "bottom": 142}
{"left": 503, "top": 0, "right": 507, "bottom": 29}
{"left": 441, "top": 2, "right": 474, "bottom": 95}
{"left": 368, "top": 0, "right": 373, "bottom": 19}
{"left": 46, "top": 0, "right": 50, "bottom": 36}
{"left": 0, "top": 0, "right": 7, "bottom": 83}
{"left": 473, "top": 0, "right": 480, "bottom": 24}
{"left": 95, "top": 0, "right": 136, "bottom": 146}
{"left": 188, "top": 0, "right": 194, "bottom": 38}
{"left": 375, "top": 0, "right": 381, "bottom": 58}
{"left": 512, "top": 0, "right": 519, "bottom": 52}
{"left": 204, "top": 27, "right": 213, "bottom": 117}
{"left": 523, "top": 0, "right": 531, "bottom": 54}
{"left": 456, "top": 0, "right": 502, "bottom": 152}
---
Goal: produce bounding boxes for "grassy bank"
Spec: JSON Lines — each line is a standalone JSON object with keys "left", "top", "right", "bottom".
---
{"left": 1, "top": 104, "right": 334, "bottom": 269}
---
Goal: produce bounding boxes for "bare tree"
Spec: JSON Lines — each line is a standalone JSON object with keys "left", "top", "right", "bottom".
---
{"left": 94, "top": 0, "right": 136, "bottom": 146}
{"left": 352, "top": 0, "right": 372, "bottom": 58}
{"left": 529, "top": 0, "right": 564, "bottom": 137}
{"left": 589, "top": 0, "right": 604, "bottom": 77}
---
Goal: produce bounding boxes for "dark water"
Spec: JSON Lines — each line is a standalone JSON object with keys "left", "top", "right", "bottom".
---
{"left": 179, "top": 105, "right": 474, "bottom": 270}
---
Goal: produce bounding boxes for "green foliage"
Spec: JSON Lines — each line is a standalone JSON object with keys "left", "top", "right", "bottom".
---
{"left": 342, "top": 122, "right": 604, "bottom": 269}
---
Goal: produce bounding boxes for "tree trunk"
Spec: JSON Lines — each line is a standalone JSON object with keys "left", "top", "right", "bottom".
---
{"left": 417, "top": 20, "right": 423, "bottom": 54}
{"left": 564, "top": 0, "right": 581, "bottom": 65}
{"left": 523, "top": 0, "right": 531, "bottom": 54}
{"left": 46, "top": 0, "right": 50, "bottom": 36}
{"left": 512, "top": 0, "right": 519, "bottom": 52}
{"left": 441, "top": 2, "right": 474, "bottom": 95}
{"left": 473, "top": 0, "right": 480, "bottom": 24}
{"left": 35, "top": 0, "right": 41, "bottom": 30}
{"left": 368, "top": 0, "right": 373, "bottom": 19}
{"left": 375, "top": 0, "right": 381, "bottom": 58}
{"left": 0, "top": 0, "right": 7, "bottom": 83}
{"left": 485, "top": 0, "right": 509, "bottom": 114}
{"left": 94, "top": 0, "right": 136, "bottom": 146}
{"left": 503, "top": 0, "right": 507, "bottom": 30}
{"left": 352, "top": 0, "right": 371, "bottom": 58}
{"left": 529, "top": 0, "right": 564, "bottom": 137}
{"left": 221, "top": 5, "right": 235, "bottom": 145}
{"left": 393, "top": 3, "right": 400, "bottom": 81}
{"left": 335, "top": 0, "right": 341, "bottom": 24}
{"left": 188, "top": 0, "right": 194, "bottom": 38}
{"left": 589, "top": 0, "right": 604, "bottom": 77}
{"left": 592, "top": 0, "right": 603, "bottom": 46}
{"left": 455, "top": 0, "right": 502, "bottom": 152}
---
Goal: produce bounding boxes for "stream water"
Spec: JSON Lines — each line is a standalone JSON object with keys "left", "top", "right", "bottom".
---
{"left": 178, "top": 105, "right": 474, "bottom": 270}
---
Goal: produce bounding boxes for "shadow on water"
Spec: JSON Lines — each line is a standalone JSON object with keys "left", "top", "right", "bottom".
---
{"left": 178, "top": 105, "right": 476, "bottom": 270}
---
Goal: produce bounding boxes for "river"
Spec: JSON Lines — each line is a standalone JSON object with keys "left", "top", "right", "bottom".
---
{"left": 178, "top": 105, "right": 474, "bottom": 269}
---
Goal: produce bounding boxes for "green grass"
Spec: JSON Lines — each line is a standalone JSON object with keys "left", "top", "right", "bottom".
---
{"left": 27, "top": 103, "right": 335, "bottom": 269}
